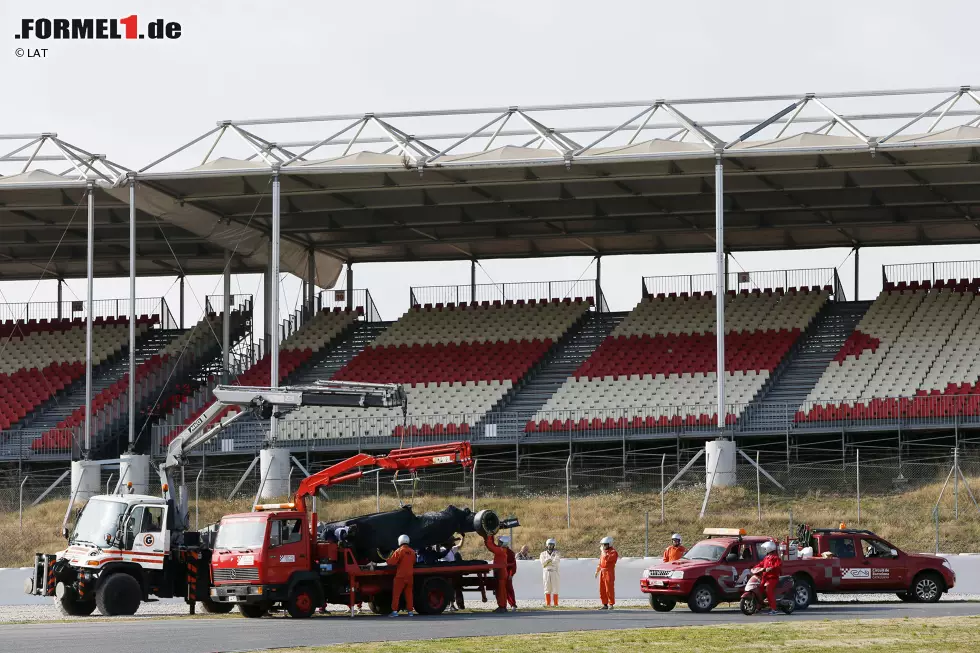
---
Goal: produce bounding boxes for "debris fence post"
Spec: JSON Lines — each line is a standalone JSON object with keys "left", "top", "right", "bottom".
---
{"left": 19, "top": 474, "right": 28, "bottom": 532}
{"left": 471, "top": 458, "right": 478, "bottom": 512}
{"left": 756, "top": 451, "right": 762, "bottom": 523}
{"left": 934, "top": 506, "right": 940, "bottom": 554}
{"left": 856, "top": 448, "right": 861, "bottom": 526}
{"left": 195, "top": 469, "right": 203, "bottom": 530}
{"left": 954, "top": 447, "right": 959, "bottom": 520}
{"left": 376, "top": 471, "right": 380, "bottom": 512}
{"left": 565, "top": 455, "right": 572, "bottom": 529}
{"left": 645, "top": 511, "right": 649, "bottom": 557}
{"left": 660, "top": 453, "right": 665, "bottom": 524}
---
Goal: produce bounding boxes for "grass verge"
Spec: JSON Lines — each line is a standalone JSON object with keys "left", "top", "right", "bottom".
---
{"left": 4, "top": 475, "right": 980, "bottom": 567}
{"left": 256, "top": 616, "right": 980, "bottom": 653}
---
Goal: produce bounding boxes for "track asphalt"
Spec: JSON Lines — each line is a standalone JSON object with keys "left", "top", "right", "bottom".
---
{"left": 2, "top": 602, "right": 979, "bottom": 653}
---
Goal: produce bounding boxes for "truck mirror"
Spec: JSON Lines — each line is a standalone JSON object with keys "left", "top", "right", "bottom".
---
{"left": 890, "top": 548, "right": 898, "bottom": 558}
{"left": 725, "top": 553, "right": 737, "bottom": 562}
{"left": 62, "top": 527, "right": 69, "bottom": 540}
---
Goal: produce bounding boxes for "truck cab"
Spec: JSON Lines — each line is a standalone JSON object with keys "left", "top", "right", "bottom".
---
{"left": 210, "top": 509, "right": 322, "bottom": 618}
{"left": 27, "top": 494, "right": 177, "bottom": 616}
{"left": 640, "top": 528, "right": 777, "bottom": 613}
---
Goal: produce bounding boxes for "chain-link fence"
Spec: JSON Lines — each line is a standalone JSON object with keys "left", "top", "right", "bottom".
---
{"left": 4, "top": 443, "right": 980, "bottom": 566}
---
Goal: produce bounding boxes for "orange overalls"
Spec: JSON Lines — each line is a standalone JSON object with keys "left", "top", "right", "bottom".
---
{"left": 663, "top": 544, "right": 686, "bottom": 562}
{"left": 505, "top": 547, "right": 517, "bottom": 608}
{"left": 485, "top": 535, "right": 509, "bottom": 609}
{"left": 386, "top": 544, "right": 415, "bottom": 613}
{"left": 597, "top": 546, "right": 618, "bottom": 606}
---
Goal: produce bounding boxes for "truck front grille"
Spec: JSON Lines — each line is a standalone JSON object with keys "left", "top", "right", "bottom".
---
{"left": 213, "top": 567, "right": 259, "bottom": 582}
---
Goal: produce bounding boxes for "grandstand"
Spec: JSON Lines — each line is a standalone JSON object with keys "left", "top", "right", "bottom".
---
{"left": 4, "top": 85, "right": 980, "bottom": 473}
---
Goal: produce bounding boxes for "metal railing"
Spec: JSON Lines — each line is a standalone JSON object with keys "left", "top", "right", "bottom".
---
{"left": 642, "top": 268, "right": 843, "bottom": 300}
{"left": 205, "top": 294, "right": 254, "bottom": 317}
{"left": 317, "top": 288, "right": 381, "bottom": 322}
{"left": 0, "top": 297, "right": 177, "bottom": 329}
{"left": 883, "top": 259, "right": 980, "bottom": 287}
{"left": 410, "top": 279, "right": 604, "bottom": 310}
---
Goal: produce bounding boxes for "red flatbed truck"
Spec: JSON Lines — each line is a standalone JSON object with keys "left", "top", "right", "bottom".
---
{"left": 209, "top": 442, "right": 512, "bottom": 617}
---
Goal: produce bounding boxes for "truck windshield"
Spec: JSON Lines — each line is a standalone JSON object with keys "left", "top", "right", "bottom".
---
{"left": 215, "top": 519, "right": 266, "bottom": 550}
{"left": 682, "top": 542, "right": 727, "bottom": 562}
{"left": 70, "top": 498, "right": 128, "bottom": 547}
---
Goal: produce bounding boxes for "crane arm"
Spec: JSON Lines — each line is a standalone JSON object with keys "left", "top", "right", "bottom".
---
{"left": 294, "top": 442, "right": 473, "bottom": 510}
{"left": 159, "top": 380, "right": 407, "bottom": 531}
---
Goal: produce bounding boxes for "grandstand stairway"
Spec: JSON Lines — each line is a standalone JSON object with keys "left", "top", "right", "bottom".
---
{"left": 286, "top": 321, "right": 390, "bottom": 385}
{"left": 21, "top": 329, "right": 184, "bottom": 432}
{"left": 739, "top": 300, "right": 872, "bottom": 432}
{"left": 481, "top": 311, "right": 626, "bottom": 435}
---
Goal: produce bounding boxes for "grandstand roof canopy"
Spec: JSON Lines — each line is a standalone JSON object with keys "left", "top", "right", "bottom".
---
{"left": 4, "top": 86, "right": 980, "bottom": 281}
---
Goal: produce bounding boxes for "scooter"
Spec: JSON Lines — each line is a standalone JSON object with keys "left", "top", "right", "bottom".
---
{"left": 740, "top": 566, "right": 796, "bottom": 615}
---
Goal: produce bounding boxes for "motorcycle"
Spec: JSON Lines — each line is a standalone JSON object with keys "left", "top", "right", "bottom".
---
{"left": 740, "top": 565, "right": 796, "bottom": 615}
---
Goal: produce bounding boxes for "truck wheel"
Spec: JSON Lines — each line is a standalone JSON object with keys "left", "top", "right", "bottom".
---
{"left": 416, "top": 577, "right": 452, "bottom": 615}
{"left": 911, "top": 572, "right": 943, "bottom": 603}
{"left": 95, "top": 573, "right": 141, "bottom": 617}
{"left": 648, "top": 595, "right": 676, "bottom": 612}
{"left": 199, "top": 597, "right": 235, "bottom": 614}
{"left": 55, "top": 585, "right": 96, "bottom": 617}
{"left": 687, "top": 582, "right": 717, "bottom": 613}
{"left": 286, "top": 583, "right": 317, "bottom": 619}
{"left": 793, "top": 577, "right": 814, "bottom": 610}
{"left": 239, "top": 603, "right": 268, "bottom": 618}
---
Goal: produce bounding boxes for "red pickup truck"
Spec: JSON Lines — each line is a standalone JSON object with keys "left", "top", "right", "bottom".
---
{"left": 640, "top": 527, "right": 955, "bottom": 613}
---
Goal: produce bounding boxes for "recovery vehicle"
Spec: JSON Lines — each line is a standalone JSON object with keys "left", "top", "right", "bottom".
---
{"left": 639, "top": 526, "right": 955, "bottom": 613}
{"left": 25, "top": 381, "right": 407, "bottom": 617}
{"left": 208, "top": 442, "right": 513, "bottom": 617}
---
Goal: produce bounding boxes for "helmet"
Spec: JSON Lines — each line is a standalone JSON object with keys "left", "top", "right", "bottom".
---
{"left": 600, "top": 536, "right": 613, "bottom": 546}
{"left": 760, "top": 540, "right": 776, "bottom": 554}
{"left": 397, "top": 534, "right": 410, "bottom": 546}
{"left": 671, "top": 533, "right": 682, "bottom": 543}
{"left": 546, "top": 538, "right": 556, "bottom": 547}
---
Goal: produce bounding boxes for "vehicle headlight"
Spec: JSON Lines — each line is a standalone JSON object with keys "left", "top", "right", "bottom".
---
{"left": 641, "top": 569, "right": 651, "bottom": 579}
{"left": 670, "top": 570, "right": 685, "bottom": 580}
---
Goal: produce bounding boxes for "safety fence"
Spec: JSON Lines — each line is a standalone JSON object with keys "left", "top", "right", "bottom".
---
{"left": 0, "top": 297, "right": 177, "bottom": 329}
{"left": 5, "top": 445, "right": 980, "bottom": 565}
{"left": 317, "top": 288, "right": 381, "bottom": 323}
{"left": 410, "top": 279, "right": 606, "bottom": 311}
{"left": 642, "top": 267, "right": 843, "bottom": 300}
{"left": 883, "top": 259, "right": 980, "bottom": 287}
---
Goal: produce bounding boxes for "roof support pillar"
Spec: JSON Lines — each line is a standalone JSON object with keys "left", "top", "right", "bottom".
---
{"left": 178, "top": 274, "right": 185, "bottom": 330}
{"left": 307, "top": 248, "right": 316, "bottom": 318}
{"left": 269, "top": 169, "right": 281, "bottom": 443}
{"left": 714, "top": 154, "right": 726, "bottom": 433}
{"left": 84, "top": 180, "right": 95, "bottom": 458}
{"left": 470, "top": 260, "right": 476, "bottom": 302}
{"left": 222, "top": 248, "right": 231, "bottom": 384}
{"left": 596, "top": 255, "right": 603, "bottom": 313}
{"left": 724, "top": 252, "right": 730, "bottom": 293}
{"left": 854, "top": 246, "right": 860, "bottom": 301}
{"left": 346, "top": 262, "right": 353, "bottom": 311}
{"left": 56, "top": 278, "right": 63, "bottom": 320}
{"left": 128, "top": 176, "right": 137, "bottom": 451}
{"left": 264, "top": 256, "right": 272, "bottom": 345}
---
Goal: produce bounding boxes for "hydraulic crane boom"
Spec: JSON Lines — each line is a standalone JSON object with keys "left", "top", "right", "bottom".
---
{"left": 293, "top": 442, "right": 473, "bottom": 511}
{"left": 160, "top": 380, "right": 407, "bottom": 531}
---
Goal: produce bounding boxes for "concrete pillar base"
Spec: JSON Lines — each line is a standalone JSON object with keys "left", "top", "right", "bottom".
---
{"left": 120, "top": 453, "right": 151, "bottom": 495}
{"left": 259, "top": 448, "right": 291, "bottom": 499}
{"left": 706, "top": 439, "right": 736, "bottom": 488}
{"left": 70, "top": 460, "right": 102, "bottom": 504}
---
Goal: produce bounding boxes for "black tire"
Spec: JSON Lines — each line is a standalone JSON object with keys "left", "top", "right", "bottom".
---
{"left": 199, "top": 597, "right": 235, "bottom": 614}
{"left": 416, "top": 577, "right": 452, "bottom": 615}
{"left": 780, "top": 597, "right": 796, "bottom": 615}
{"left": 368, "top": 599, "right": 388, "bottom": 615}
{"left": 648, "top": 595, "right": 676, "bottom": 612}
{"left": 239, "top": 603, "right": 268, "bottom": 618}
{"left": 739, "top": 594, "right": 758, "bottom": 616}
{"left": 455, "top": 587, "right": 465, "bottom": 611}
{"left": 95, "top": 573, "right": 141, "bottom": 617}
{"left": 286, "top": 583, "right": 317, "bottom": 619}
{"left": 793, "top": 576, "right": 815, "bottom": 610}
{"left": 911, "top": 572, "right": 944, "bottom": 603}
{"left": 55, "top": 585, "right": 96, "bottom": 617}
{"left": 897, "top": 592, "right": 915, "bottom": 602}
{"left": 687, "top": 582, "right": 717, "bottom": 613}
